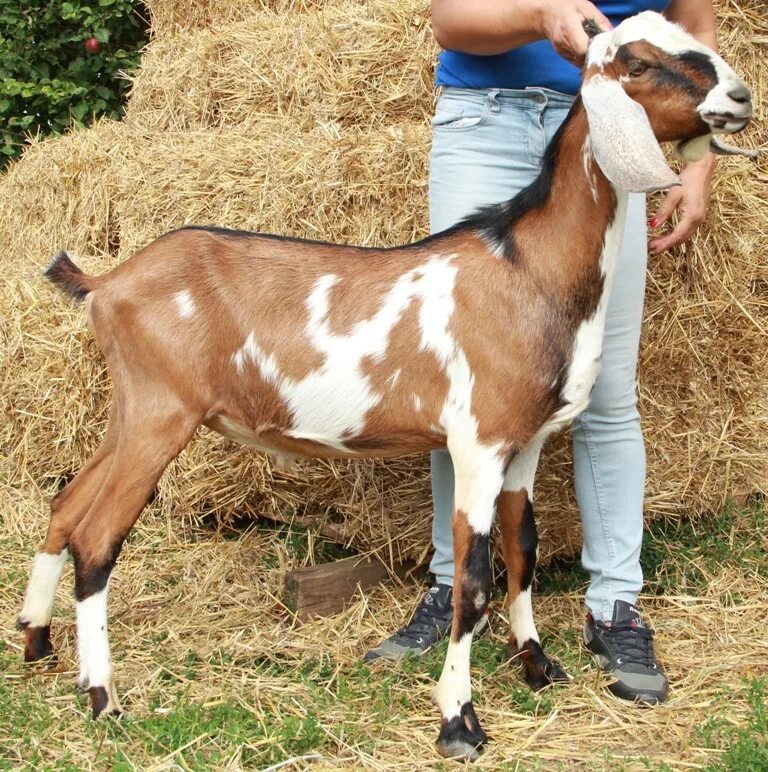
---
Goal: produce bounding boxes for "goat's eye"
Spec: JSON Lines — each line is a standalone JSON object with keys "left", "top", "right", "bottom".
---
{"left": 628, "top": 61, "right": 649, "bottom": 77}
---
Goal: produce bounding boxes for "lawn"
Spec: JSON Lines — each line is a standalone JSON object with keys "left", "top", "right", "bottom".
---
{"left": 1, "top": 495, "right": 766, "bottom": 770}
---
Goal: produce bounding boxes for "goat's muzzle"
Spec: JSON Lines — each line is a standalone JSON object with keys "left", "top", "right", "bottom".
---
{"left": 698, "top": 80, "right": 753, "bottom": 135}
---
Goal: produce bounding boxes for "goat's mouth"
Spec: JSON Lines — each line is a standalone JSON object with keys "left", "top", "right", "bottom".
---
{"left": 700, "top": 109, "right": 751, "bottom": 134}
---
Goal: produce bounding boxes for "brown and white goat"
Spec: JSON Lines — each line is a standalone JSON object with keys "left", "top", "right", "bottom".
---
{"left": 18, "top": 11, "right": 753, "bottom": 761}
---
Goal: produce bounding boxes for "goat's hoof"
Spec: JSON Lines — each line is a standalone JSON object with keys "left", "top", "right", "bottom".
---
{"left": 436, "top": 702, "right": 488, "bottom": 761}
{"left": 20, "top": 624, "right": 55, "bottom": 665}
{"left": 89, "top": 685, "right": 123, "bottom": 719}
{"left": 515, "top": 639, "right": 570, "bottom": 691}
{"left": 525, "top": 658, "right": 569, "bottom": 691}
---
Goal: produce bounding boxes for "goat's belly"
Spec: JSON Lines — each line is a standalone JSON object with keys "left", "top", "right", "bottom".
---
{"left": 207, "top": 414, "right": 445, "bottom": 461}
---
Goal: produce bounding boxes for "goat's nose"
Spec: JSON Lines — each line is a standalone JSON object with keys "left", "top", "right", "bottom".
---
{"left": 727, "top": 85, "right": 751, "bottom": 104}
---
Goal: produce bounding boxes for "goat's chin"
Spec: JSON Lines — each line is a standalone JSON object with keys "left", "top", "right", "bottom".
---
{"left": 675, "top": 133, "right": 758, "bottom": 160}
{"left": 674, "top": 133, "right": 712, "bottom": 162}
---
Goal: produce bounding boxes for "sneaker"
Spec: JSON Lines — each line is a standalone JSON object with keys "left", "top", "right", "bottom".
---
{"left": 364, "top": 583, "right": 488, "bottom": 662}
{"left": 584, "top": 600, "right": 669, "bottom": 704}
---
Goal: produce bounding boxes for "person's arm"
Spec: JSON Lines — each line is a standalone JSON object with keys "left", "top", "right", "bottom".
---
{"left": 431, "top": 0, "right": 611, "bottom": 61}
{"left": 649, "top": 0, "right": 718, "bottom": 254}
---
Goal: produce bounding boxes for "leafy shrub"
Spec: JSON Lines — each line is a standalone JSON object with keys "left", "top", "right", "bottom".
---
{"left": 0, "top": 0, "right": 148, "bottom": 166}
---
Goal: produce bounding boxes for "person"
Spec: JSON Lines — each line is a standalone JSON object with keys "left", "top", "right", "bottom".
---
{"left": 365, "top": 0, "right": 719, "bottom": 704}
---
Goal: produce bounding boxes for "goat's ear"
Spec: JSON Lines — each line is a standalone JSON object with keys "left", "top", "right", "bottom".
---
{"left": 581, "top": 76, "right": 680, "bottom": 192}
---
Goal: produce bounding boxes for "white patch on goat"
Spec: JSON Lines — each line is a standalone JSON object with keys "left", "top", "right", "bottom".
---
{"left": 174, "top": 289, "right": 196, "bottom": 319}
{"left": 412, "top": 394, "right": 422, "bottom": 412}
{"left": 503, "top": 435, "right": 545, "bottom": 495}
{"left": 232, "top": 257, "right": 462, "bottom": 450}
{"left": 19, "top": 550, "right": 68, "bottom": 627}
{"left": 547, "top": 191, "right": 629, "bottom": 431}
{"left": 433, "top": 632, "right": 473, "bottom": 719}
{"left": 76, "top": 586, "right": 113, "bottom": 690}
{"left": 581, "top": 136, "right": 599, "bottom": 204}
{"left": 509, "top": 587, "right": 540, "bottom": 645}
{"left": 414, "top": 258, "right": 506, "bottom": 533}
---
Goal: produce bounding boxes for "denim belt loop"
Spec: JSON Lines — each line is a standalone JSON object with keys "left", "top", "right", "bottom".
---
{"left": 487, "top": 88, "right": 502, "bottom": 115}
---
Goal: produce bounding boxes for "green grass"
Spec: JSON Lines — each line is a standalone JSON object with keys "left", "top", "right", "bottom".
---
{"left": 2, "top": 502, "right": 765, "bottom": 769}
{"left": 697, "top": 678, "right": 768, "bottom": 772}
{"left": 641, "top": 501, "right": 767, "bottom": 595}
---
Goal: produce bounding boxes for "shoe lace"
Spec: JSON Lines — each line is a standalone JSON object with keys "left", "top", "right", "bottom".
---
{"left": 600, "top": 622, "right": 657, "bottom": 668}
{"left": 395, "top": 593, "right": 452, "bottom": 643}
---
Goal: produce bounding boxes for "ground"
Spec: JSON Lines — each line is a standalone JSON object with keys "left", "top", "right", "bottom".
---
{"left": 1, "top": 494, "right": 766, "bottom": 770}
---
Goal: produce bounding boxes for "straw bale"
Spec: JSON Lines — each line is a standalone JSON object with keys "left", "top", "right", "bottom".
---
{"left": 1, "top": 0, "right": 766, "bottom": 568}
{"left": 127, "top": 0, "right": 434, "bottom": 132}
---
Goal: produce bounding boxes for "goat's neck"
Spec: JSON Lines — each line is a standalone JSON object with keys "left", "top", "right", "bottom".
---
{"left": 513, "top": 100, "right": 627, "bottom": 297}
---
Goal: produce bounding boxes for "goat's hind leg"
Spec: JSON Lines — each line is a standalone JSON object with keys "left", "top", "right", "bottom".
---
{"left": 17, "top": 419, "right": 120, "bottom": 664}
{"left": 498, "top": 438, "right": 568, "bottom": 690}
{"left": 433, "top": 446, "right": 507, "bottom": 761}
{"left": 68, "top": 405, "right": 198, "bottom": 717}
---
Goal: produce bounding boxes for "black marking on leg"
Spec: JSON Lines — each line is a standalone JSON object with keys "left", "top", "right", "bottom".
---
{"left": 89, "top": 686, "right": 109, "bottom": 718}
{"left": 22, "top": 625, "right": 55, "bottom": 664}
{"left": 436, "top": 701, "right": 488, "bottom": 760}
{"left": 89, "top": 686, "right": 121, "bottom": 719}
{"left": 72, "top": 539, "right": 124, "bottom": 601}
{"left": 516, "top": 638, "right": 569, "bottom": 691}
{"left": 519, "top": 498, "right": 538, "bottom": 592}
{"left": 456, "top": 533, "right": 492, "bottom": 638}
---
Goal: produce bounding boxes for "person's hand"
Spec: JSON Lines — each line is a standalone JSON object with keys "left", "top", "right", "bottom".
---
{"left": 648, "top": 154, "right": 717, "bottom": 254}
{"left": 539, "top": 0, "right": 612, "bottom": 64}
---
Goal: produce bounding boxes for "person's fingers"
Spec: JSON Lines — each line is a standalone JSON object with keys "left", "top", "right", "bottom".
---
{"left": 649, "top": 189, "right": 683, "bottom": 229}
{"left": 648, "top": 214, "right": 701, "bottom": 254}
{"left": 560, "top": 3, "right": 612, "bottom": 63}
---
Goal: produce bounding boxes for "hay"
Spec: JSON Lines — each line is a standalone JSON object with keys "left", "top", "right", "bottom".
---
{"left": 127, "top": 0, "right": 434, "bottom": 131}
{"left": 1, "top": 497, "right": 766, "bottom": 767}
{"left": 1, "top": 0, "right": 767, "bottom": 568}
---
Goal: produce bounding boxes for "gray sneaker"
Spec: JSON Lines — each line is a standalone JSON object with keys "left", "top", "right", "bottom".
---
{"left": 584, "top": 600, "right": 669, "bottom": 704}
{"left": 364, "top": 583, "right": 488, "bottom": 662}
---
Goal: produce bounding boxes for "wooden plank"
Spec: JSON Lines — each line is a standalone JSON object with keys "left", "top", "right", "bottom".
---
{"left": 284, "top": 556, "right": 418, "bottom": 620}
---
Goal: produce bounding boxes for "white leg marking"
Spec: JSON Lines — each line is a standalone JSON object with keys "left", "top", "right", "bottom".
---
{"left": 19, "top": 550, "right": 68, "bottom": 627}
{"left": 450, "top": 444, "right": 506, "bottom": 534}
{"left": 509, "top": 587, "right": 540, "bottom": 645}
{"left": 503, "top": 435, "right": 545, "bottom": 495}
{"left": 433, "top": 633, "right": 473, "bottom": 719}
{"left": 174, "top": 289, "right": 196, "bottom": 319}
{"left": 76, "top": 586, "right": 114, "bottom": 693}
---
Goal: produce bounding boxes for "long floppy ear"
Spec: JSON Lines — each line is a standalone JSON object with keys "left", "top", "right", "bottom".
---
{"left": 581, "top": 75, "right": 680, "bottom": 192}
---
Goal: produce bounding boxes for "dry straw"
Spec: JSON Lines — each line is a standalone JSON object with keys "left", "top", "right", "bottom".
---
{"left": 1, "top": 0, "right": 766, "bottom": 567}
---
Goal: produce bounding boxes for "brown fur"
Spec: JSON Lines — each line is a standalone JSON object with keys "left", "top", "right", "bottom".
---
{"left": 28, "top": 30, "right": 751, "bottom": 727}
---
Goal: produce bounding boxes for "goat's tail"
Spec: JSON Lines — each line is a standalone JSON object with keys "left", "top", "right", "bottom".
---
{"left": 44, "top": 251, "right": 98, "bottom": 302}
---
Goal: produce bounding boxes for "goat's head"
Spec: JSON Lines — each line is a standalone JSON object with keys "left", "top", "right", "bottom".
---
{"left": 581, "top": 11, "right": 754, "bottom": 192}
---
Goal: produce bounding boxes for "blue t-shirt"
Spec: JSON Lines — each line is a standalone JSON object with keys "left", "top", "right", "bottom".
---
{"left": 436, "top": 2, "right": 669, "bottom": 95}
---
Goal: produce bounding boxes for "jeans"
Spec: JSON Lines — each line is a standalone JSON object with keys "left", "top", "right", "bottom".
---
{"left": 428, "top": 87, "right": 647, "bottom": 621}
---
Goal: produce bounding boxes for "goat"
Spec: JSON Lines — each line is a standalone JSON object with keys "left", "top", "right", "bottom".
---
{"left": 18, "top": 11, "right": 753, "bottom": 761}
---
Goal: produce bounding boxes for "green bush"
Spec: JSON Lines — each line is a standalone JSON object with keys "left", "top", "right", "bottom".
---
{"left": 0, "top": 0, "right": 148, "bottom": 167}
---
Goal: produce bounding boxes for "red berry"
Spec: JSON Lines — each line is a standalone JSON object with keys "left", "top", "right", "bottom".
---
{"left": 84, "top": 37, "right": 101, "bottom": 54}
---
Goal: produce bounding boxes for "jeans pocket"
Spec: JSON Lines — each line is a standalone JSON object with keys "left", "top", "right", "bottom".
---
{"left": 431, "top": 95, "right": 488, "bottom": 132}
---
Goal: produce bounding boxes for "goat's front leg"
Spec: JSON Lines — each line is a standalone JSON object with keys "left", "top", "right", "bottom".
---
{"left": 432, "top": 446, "right": 507, "bottom": 761}
{"left": 498, "top": 437, "right": 568, "bottom": 690}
